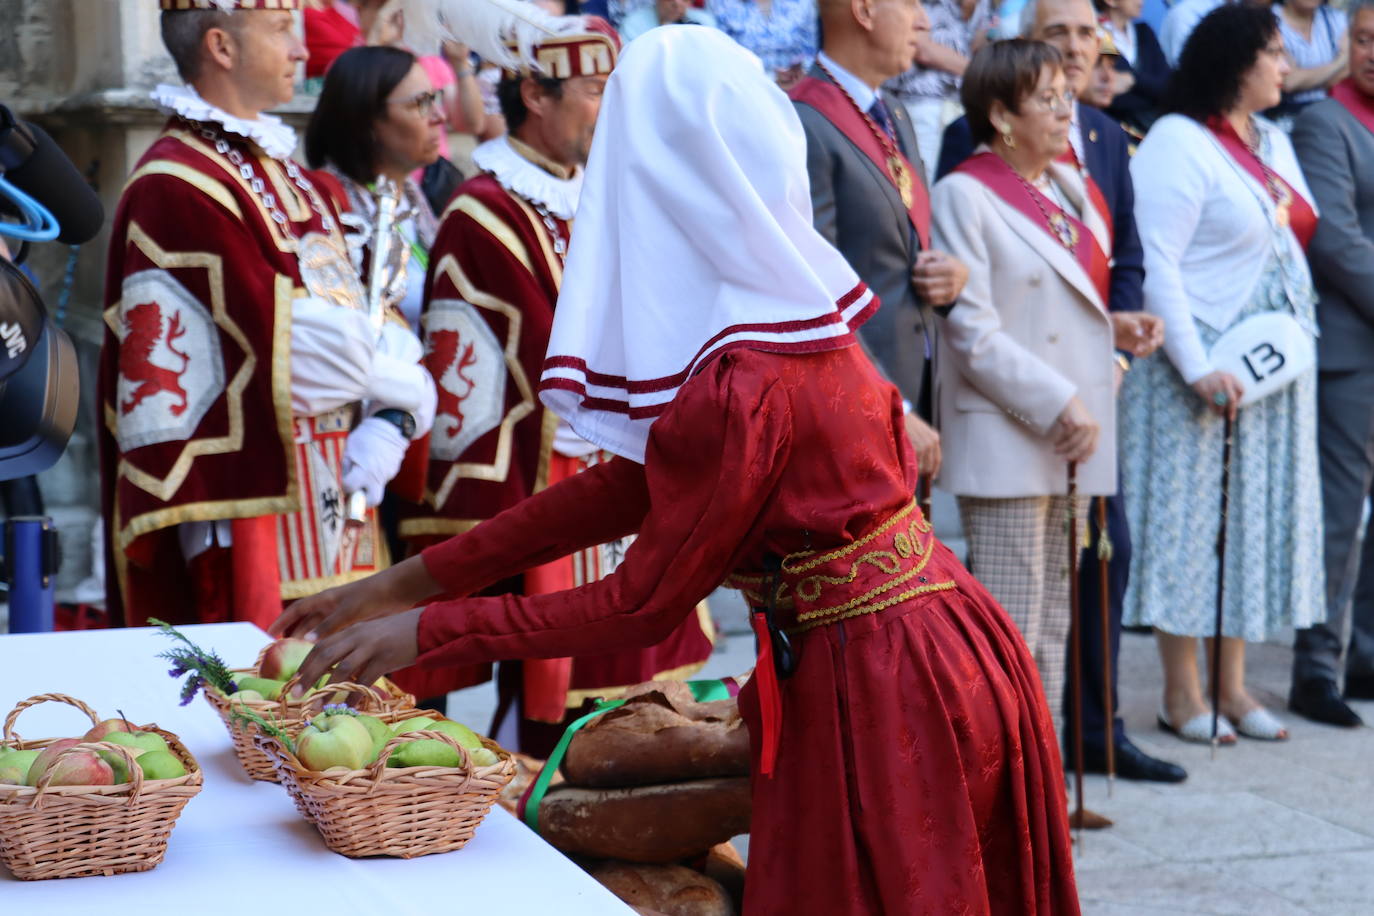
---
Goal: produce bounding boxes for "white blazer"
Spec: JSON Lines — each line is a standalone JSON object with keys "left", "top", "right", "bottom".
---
{"left": 1129, "top": 114, "right": 1317, "bottom": 384}
{"left": 932, "top": 159, "right": 1117, "bottom": 498}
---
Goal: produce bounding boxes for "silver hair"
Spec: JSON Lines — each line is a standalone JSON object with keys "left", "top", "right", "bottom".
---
{"left": 1351, "top": 0, "right": 1374, "bottom": 24}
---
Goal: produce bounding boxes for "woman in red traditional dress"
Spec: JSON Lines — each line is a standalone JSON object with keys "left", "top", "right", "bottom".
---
{"left": 276, "top": 25, "right": 1079, "bottom": 915}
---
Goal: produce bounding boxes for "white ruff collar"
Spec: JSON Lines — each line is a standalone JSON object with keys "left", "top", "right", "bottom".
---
{"left": 151, "top": 83, "right": 299, "bottom": 160}
{"left": 472, "top": 136, "right": 583, "bottom": 220}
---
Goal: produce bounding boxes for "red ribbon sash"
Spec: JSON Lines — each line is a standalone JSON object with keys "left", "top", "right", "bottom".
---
{"left": 955, "top": 152, "right": 1111, "bottom": 308}
{"left": 1207, "top": 117, "right": 1317, "bottom": 251}
{"left": 1057, "top": 144, "right": 1115, "bottom": 248}
{"left": 789, "top": 76, "right": 932, "bottom": 250}
{"left": 1332, "top": 78, "right": 1374, "bottom": 136}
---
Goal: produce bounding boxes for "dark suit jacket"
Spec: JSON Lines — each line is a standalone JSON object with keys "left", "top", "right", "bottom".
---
{"left": 793, "top": 64, "right": 931, "bottom": 407}
{"left": 935, "top": 105, "right": 1145, "bottom": 315}
{"left": 1292, "top": 98, "right": 1374, "bottom": 370}
{"left": 1107, "top": 23, "right": 1170, "bottom": 133}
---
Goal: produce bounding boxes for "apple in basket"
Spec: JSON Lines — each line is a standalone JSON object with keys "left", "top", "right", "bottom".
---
{"left": 296, "top": 714, "right": 375, "bottom": 771}
{"left": 259, "top": 637, "right": 315, "bottom": 681}
{"left": 83, "top": 718, "right": 138, "bottom": 742}
{"left": 25, "top": 738, "right": 114, "bottom": 787}
{"left": 135, "top": 749, "right": 187, "bottom": 780}
{"left": 0, "top": 748, "right": 42, "bottom": 785}
{"left": 103, "top": 729, "right": 170, "bottom": 756}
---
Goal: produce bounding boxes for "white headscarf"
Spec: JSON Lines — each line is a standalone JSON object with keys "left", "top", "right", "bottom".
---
{"left": 538, "top": 25, "right": 876, "bottom": 464}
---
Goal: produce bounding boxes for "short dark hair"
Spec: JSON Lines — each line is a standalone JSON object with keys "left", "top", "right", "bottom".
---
{"left": 961, "top": 39, "right": 1064, "bottom": 146}
{"left": 305, "top": 45, "right": 417, "bottom": 186}
{"left": 497, "top": 74, "right": 565, "bottom": 132}
{"left": 160, "top": 10, "right": 237, "bottom": 82}
{"left": 1164, "top": 4, "right": 1279, "bottom": 122}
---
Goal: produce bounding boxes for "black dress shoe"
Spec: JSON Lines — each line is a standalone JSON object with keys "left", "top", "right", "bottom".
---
{"left": 1290, "top": 678, "right": 1364, "bottom": 727}
{"left": 1346, "top": 674, "right": 1374, "bottom": 701}
{"left": 1081, "top": 737, "right": 1188, "bottom": 783}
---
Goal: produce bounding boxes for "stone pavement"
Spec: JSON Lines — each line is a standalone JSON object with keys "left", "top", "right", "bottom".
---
{"left": 1070, "top": 631, "right": 1374, "bottom": 915}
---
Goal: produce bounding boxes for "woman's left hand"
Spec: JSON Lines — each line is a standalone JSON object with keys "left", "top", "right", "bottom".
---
{"left": 291, "top": 607, "right": 424, "bottom": 695}
{"left": 1110, "top": 312, "right": 1165, "bottom": 358}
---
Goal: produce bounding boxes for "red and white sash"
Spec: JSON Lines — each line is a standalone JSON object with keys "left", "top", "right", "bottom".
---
{"left": 789, "top": 76, "right": 932, "bottom": 250}
{"left": 955, "top": 152, "right": 1112, "bottom": 308}
{"left": 1207, "top": 117, "right": 1317, "bottom": 251}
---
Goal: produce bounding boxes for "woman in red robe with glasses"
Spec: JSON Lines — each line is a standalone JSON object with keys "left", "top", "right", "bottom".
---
{"left": 276, "top": 25, "right": 1078, "bottom": 916}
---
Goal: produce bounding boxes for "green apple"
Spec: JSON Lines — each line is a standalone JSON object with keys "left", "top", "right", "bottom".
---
{"left": 354, "top": 715, "right": 392, "bottom": 760}
{"left": 0, "top": 748, "right": 41, "bottom": 785}
{"left": 103, "top": 730, "right": 170, "bottom": 756}
{"left": 83, "top": 718, "right": 138, "bottom": 742}
{"left": 391, "top": 716, "right": 437, "bottom": 735}
{"left": 135, "top": 750, "right": 187, "bottom": 780}
{"left": 235, "top": 677, "right": 287, "bottom": 700}
{"left": 387, "top": 738, "right": 462, "bottom": 769}
{"left": 296, "top": 715, "right": 374, "bottom": 771}
{"left": 427, "top": 720, "right": 482, "bottom": 751}
{"left": 229, "top": 689, "right": 265, "bottom": 708}
{"left": 469, "top": 747, "right": 499, "bottom": 767}
{"left": 259, "top": 637, "right": 315, "bottom": 681}
{"left": 97, "top": 748, "right": 140, "bottom": 784}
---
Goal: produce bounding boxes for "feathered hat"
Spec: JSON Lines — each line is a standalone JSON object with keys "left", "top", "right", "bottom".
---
{"left": 395, "top": 0, "right": 619, "bottom": 78}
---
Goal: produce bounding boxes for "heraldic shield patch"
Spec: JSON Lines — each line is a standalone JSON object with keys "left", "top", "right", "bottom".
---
{"left": 423, "top": 298, "right": 508, "bottom": 463}
{"left": 114, "top": 269, "right": 227, "bottom": 453}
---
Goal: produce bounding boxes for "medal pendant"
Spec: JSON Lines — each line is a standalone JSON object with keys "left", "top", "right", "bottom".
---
{"left": 1049, "top": 212, "right": 1079, "bottom": 249}
{"left": 889, "top": 156, "right": 914, "bottom": 209}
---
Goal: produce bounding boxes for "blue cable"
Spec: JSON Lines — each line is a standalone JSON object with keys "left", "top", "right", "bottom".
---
{"left": 0, "top": 174, "right": 60, "bottom": 243}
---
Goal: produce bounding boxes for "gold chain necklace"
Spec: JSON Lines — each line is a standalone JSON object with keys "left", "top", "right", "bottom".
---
{"left": 814, "top": 59, "right": 914, "bottom": 210}
{"left": 1011, "top": 163, "right": 1078, "bottom": 250}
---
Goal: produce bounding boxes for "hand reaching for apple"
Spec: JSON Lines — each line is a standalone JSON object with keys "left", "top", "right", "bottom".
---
{"left": 271, "top": 554, "right": 440, "bottom": 641}
{"left": 290, "top": 608, "right": 424, "bottom": 697}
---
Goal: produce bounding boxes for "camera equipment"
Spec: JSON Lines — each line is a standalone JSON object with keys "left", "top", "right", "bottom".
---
{"left": 0, "top": 104, "right": 101, "bottom": 483}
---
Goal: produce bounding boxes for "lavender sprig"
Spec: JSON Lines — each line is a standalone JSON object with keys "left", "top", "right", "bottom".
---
{"left": 150, "top": 618, "right": 239, "bottom": 704}
{"left": 229, "top": 707, "right": 297, "bottom": 755}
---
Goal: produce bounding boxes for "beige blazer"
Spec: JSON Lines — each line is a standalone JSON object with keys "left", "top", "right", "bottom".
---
{"left": 931, "top": 158, "right": 1117, "bottom": 498}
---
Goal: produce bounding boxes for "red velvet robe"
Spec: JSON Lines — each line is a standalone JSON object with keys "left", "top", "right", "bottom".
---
{"left": 393, "top": 171, "right": 713, "bottom": 710}
{"left": 415, "top": 346, "right": 1079, "bottom": 914}
{"left": 99, "top": 119, "right": 384, "bottom": 629}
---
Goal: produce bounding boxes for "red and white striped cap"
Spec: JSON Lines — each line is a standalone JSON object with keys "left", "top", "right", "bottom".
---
{"left": 159, "top": 0, "right": 302, "bottom": 10}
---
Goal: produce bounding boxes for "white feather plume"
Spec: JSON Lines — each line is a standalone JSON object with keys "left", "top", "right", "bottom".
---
{"left": 398, "top": 0, "right": 583, "bottom": 72}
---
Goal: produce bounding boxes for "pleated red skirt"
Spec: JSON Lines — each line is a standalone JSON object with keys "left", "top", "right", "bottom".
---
{"left": 737, "top": 540, "right": 1079, "bottom": 915}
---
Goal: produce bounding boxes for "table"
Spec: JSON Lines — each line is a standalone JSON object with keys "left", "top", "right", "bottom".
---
{"left": 0, "top": 623, "right": 635, "bottom": 913}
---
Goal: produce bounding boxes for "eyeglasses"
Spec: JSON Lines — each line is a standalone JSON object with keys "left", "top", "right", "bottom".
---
{"left": 1027, "top": 89, "right": 1076, "bottom": 114}
{"left": 388, "top": 89, "right": 442, "bottom": 119}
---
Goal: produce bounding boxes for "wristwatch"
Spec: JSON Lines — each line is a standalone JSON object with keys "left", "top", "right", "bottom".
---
{"left": 373, "top": 408, "right": 417, "bottom": 440}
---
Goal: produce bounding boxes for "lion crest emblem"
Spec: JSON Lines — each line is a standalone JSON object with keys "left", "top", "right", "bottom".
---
{"left": 119, "top": 301, "right": 190, "bottom": 417}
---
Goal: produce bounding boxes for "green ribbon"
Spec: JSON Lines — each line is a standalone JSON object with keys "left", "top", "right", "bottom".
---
{"left": 520, "top": 679, "right": 732, "bottom": 833}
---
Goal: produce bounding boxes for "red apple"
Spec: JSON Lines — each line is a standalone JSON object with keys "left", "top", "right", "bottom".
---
{"left": 83, "top": 718, "right": 137, "bottom": 742}
{"left": 259, "top": 638, "right": 315, "bottom": 681}
{"left": 26, "top": 739, "right": 114, "bottom": 787}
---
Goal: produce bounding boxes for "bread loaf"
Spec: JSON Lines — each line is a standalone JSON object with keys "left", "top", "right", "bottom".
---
{"left": 538, "top": 777, "right": 751, "bottom": 863}
{"left": 591, "top": 862, "right": 735, "bottom": 916}
{"left": 563, "top": 685, "right": 751, "bottom": 788}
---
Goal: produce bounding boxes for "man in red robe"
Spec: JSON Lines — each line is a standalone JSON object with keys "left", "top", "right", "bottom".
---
{"left": 100, "top": 0, "right": 435, "bottom": 629}
{"left": 396, "top": 17, "right": 714, "bottom": 750}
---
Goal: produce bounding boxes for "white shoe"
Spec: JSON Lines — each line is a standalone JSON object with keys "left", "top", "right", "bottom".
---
{"left": 1158, "top": 706, "right": 1237, "bottom": 745}
{"left": 1231, "top": 707, "right": 1290, "bottom": 741}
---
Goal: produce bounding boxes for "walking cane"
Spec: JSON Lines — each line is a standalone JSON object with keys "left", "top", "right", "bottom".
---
{"left": 917, "top": 473, "right": 933, "bottom": 525}
{"left": 1210, "top": 414, "right": 1235, "bottom": 759}
{"left": 1097, "top": 496, "right": 1116, "bottom": 797}
{"left": 1067, "top": 462, "right": 1086, "bottom": 838}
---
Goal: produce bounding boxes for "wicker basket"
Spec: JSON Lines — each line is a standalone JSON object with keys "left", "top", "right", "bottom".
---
{"left": 204, "top": 644, "right": 416, "bottom": 782}
{"left": 255, "top": 717, "right": 516, "bottom": 859}
{"left": 0, "top": 693, "right": 203, "bottom": 881}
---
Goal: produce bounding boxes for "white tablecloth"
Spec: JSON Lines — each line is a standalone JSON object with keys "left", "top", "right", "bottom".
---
{"left": 0, "top": 623, "right": 634, "bottom": 913}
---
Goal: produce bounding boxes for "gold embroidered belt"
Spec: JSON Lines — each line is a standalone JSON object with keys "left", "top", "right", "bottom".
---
{"left": 726, "top": 500, "right": 958, "bottom": 635}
